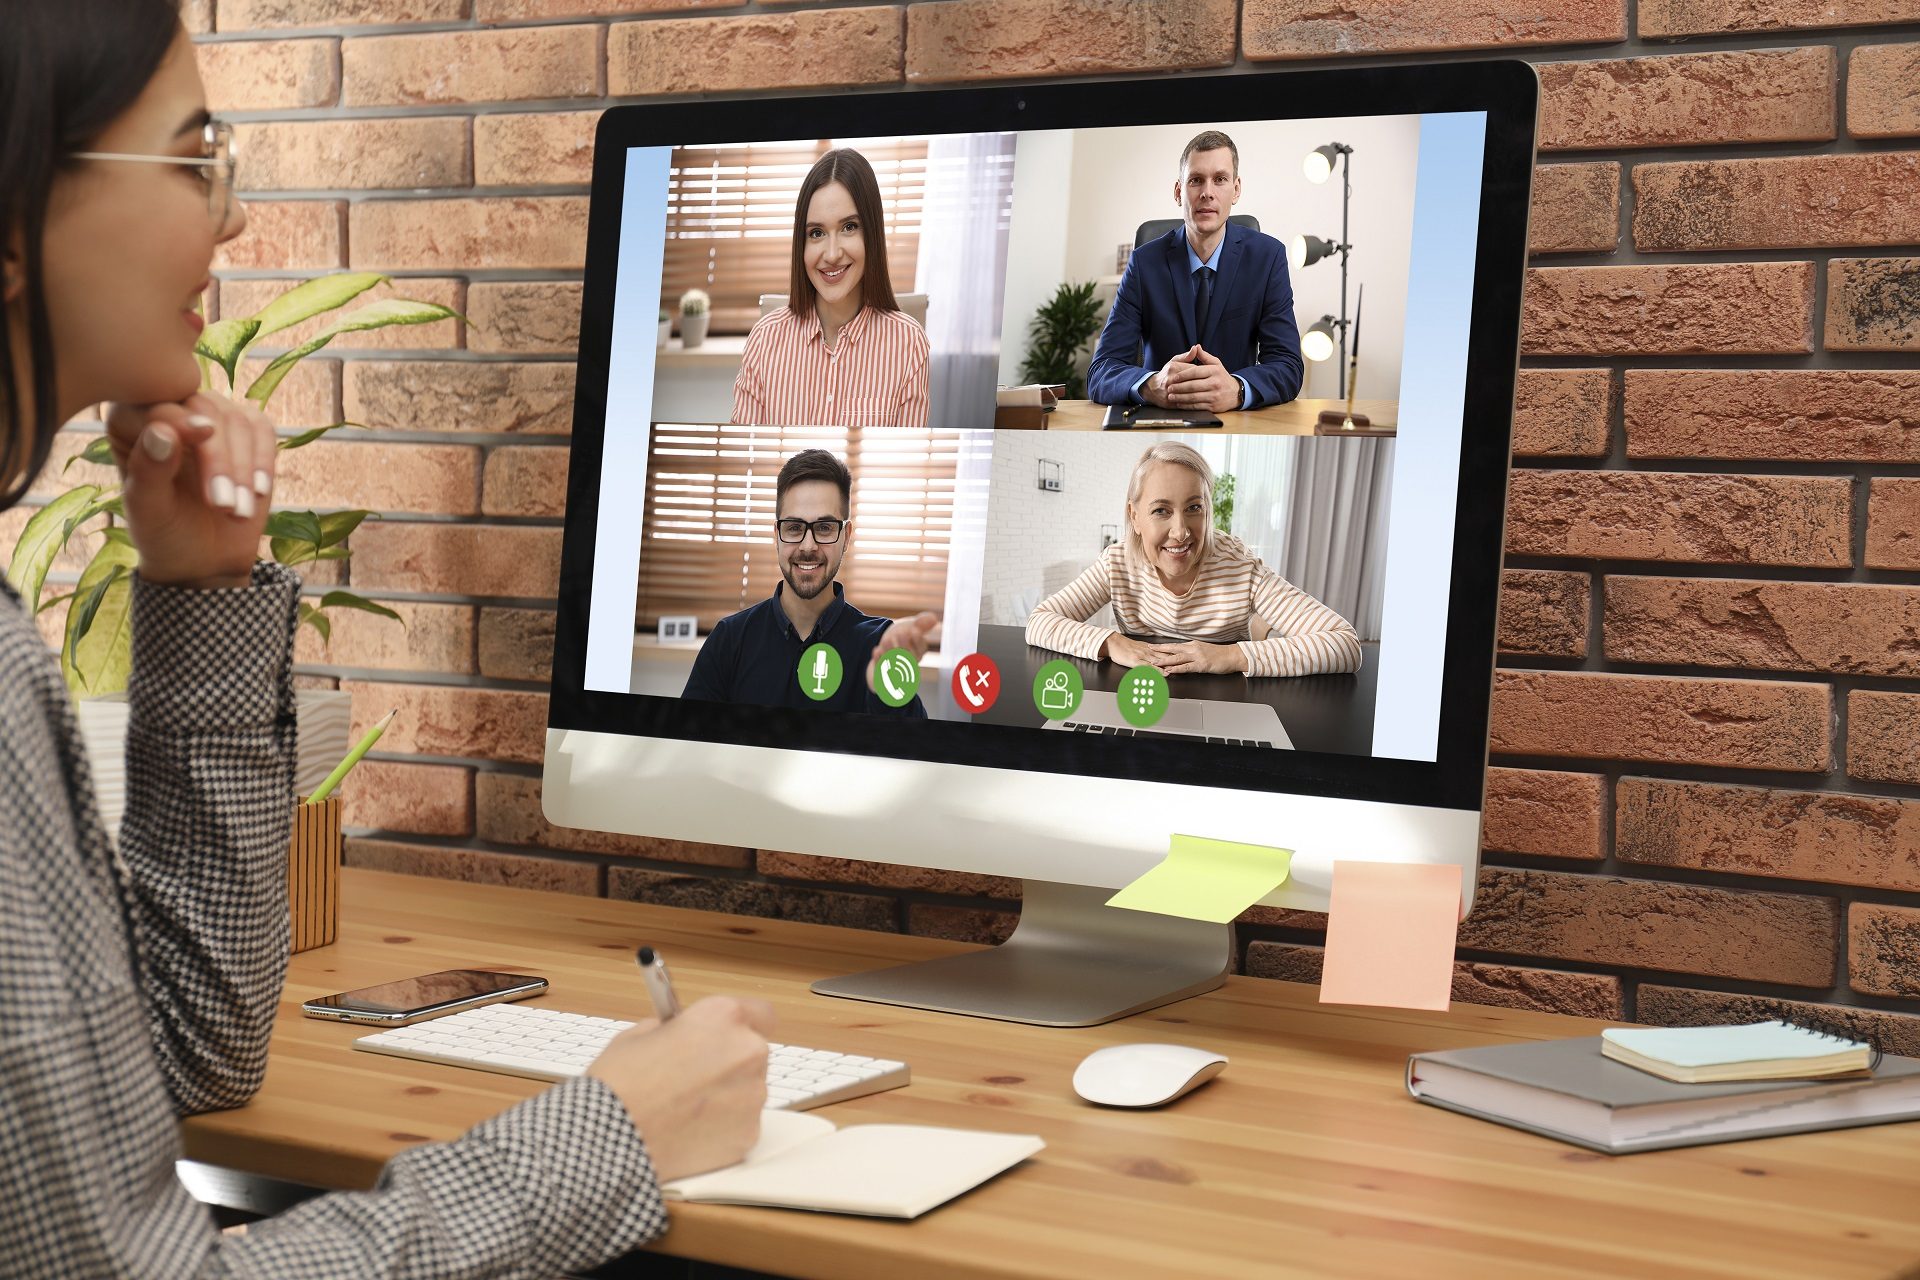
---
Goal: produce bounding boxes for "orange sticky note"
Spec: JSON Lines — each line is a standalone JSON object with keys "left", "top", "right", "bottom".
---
{"left": 1318, "top": 861, "right": 1463, "bottom": 1011}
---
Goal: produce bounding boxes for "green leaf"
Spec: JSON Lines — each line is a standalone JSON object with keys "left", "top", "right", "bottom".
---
{"left": 35, "top": 590, "right": 75, "bottom": 616}
{"left": 314, "top": 546, "right": 352, "bottom": 561}
{"left": 316, "top": 509, "right": 371, "bottom": 550}
{"left": 248, "top": 272, "right": 390, "bottom": 342}
{"left": 298, "top": 601, "right": 332, "bottom": 645}
{"left": 265, "top": 509, "right": 324, "bottom": 543}
{"left": 196, "top": 317, "right": 262, "bottom": 391}
{"left": 64, "top": 435, "right": 117, "bottom": 472}
{"left": 246, "top": 299, "right": 461, "bottom": 407}
{"left": 317, "top": 589, "right": 402, "bottom": 624}
{"left": 7, "top": 485, "right": 101, "bottom": 611}
{"left": 62, "top": 537, "right": 138, "bottom": 697}
{"left": 279, "top": 420, "right": 368, "bottom": 451}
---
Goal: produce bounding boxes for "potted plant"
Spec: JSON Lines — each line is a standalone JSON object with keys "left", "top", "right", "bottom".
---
{"left": 1212, "top": 473, "right": 1236, "bottom": 535}
{"left": 6, "top": 272, "right": 460, "bottom": 821}
{"left": 679, "top": 287, "right": 711, "bottom": 349}
{"left": 657, "top": 308, "right": 672, "bottom": 350}
{"left": 1018, "top": 281, "right": 1104, "bottom": 400}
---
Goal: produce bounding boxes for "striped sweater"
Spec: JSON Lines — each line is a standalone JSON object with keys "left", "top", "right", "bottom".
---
{"left": 1026, "top": 536, "right": 1363, "bottom": 678}
{"left": 731, "top": 304, "right": 930, "bottom": 427}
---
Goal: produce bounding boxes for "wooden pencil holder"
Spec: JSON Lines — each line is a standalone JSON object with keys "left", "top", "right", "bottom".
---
{"left": 289, "top": 795, "right": 342, "bottom": 953}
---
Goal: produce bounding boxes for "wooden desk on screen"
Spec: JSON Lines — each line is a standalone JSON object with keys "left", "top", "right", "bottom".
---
{"left": 1026, "top": 398, "right": 1398, "bottom": 433}
{"left": 181, "top": 870, "right": 1920, "bottom": 1280}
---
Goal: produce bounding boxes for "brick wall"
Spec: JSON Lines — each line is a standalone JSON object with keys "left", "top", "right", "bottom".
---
{"left": 96, "top": 0, "right": 1919, "bottom": 1038}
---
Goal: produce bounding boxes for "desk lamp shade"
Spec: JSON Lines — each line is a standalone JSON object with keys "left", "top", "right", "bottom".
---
{"left": 1290, "top": 233, "right": 1336, "bottom": 271}
{"left": 1302, "top": 315, "right": 1338, "bottom": 363}
{"left": 1304, "top": 143, "right": 1342, "bottom": 184}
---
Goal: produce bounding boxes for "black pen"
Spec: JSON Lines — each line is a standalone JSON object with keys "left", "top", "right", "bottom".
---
{"left": 635, "top": 945, "right": 682, "bottom": 1021}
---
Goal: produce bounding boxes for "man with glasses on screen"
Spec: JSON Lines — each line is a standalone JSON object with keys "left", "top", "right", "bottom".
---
{"left": 1086, "top": 130, "right": 1304, "bottom": 414}
{"left": 682, "top": 449, "right": 936, "bottom": 715}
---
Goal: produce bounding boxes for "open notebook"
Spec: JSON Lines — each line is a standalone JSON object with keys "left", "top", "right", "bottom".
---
{"left": 662, "top": 1109, "right": 1044, "bottom": 1219}
{"left": 1601, "top": 1021, "right": 1879, "bottom": 1084}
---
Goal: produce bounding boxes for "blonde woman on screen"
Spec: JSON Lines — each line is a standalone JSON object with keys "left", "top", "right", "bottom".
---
{"left": 1026, "top": 442, "right": 1362, "bottom": 677}
{"left": 731, "top": 147, "right": 931, "bottom": 427}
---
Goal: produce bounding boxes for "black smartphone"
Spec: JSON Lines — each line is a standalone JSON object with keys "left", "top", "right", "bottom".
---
{"left": 301, "top": 969, "right": 548, "bottom": 1027}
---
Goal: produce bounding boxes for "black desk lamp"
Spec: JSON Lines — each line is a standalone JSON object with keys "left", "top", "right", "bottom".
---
{"left": 1289, "top": 141, "right": 1356, "bottom": 398}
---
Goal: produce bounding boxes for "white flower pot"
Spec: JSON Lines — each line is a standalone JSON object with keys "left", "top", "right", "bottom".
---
{"left": 657, "top": 317, "right": 671, "bottom": 349}
{"left": 680, "top": 311, "right": 709, "bottom": 348}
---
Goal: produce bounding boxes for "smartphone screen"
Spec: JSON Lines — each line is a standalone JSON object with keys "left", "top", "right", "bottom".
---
{"left": 304, "top": 969, "right": 545, "bottom": 1020}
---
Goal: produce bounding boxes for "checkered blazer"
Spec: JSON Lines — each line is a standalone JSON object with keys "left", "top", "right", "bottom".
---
{"left": 0, "top": 564, "right": 667, "bottom": 1277}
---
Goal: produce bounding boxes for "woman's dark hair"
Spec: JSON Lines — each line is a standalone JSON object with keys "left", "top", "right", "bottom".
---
{"left": 786, "top": 148, "right": 898, "bottom": 321}
{"left": 0, "top": 0, "right": 181, "bottom": 512}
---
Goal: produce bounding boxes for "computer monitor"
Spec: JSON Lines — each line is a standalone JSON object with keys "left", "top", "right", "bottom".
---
{"left": 545, "top": 63, "right": 1539, "bottom": 1025}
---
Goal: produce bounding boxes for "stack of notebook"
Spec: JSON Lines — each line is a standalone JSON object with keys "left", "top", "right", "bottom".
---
{"left": 1408, "top": 1021, "right": 1920, "bottom": 1155}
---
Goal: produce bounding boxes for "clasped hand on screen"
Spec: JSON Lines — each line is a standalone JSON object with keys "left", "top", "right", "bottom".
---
{"left": 1105, "top": 632, "right": 1247, "bottom": 676}
{"left": 1143, "top": 344, "right": 1240, "bottom": 414}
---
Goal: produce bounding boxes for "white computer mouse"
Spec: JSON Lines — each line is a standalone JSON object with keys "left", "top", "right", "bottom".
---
{"left": 1071, "top": 1043, "right": 1228, "bottom": 1108}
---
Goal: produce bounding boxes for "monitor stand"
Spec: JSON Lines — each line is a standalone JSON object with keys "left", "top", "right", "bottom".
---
{"left": 811, "top": 880, "right": 1231, "bottom": 1027}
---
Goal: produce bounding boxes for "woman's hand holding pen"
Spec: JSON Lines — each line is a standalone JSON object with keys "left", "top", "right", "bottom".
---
{"left": 105, "top": 392, "right": 276, "bottom": 590}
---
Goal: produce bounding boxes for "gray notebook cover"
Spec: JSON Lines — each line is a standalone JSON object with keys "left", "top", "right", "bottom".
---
{"left": 1406, "top": 1036, "right": 1920, "bottom": 1155}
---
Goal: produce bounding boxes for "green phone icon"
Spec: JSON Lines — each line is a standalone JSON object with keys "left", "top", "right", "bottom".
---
{"left": 873, "top": 647, "right": 920, "bottom": 708}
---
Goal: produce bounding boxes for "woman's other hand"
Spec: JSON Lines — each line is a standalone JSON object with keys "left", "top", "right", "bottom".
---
{"left": 1102, "top": 633, "right": 1164, "bottom": 670}
{"left": 1148, "top": 639, "right": 1247, "bottom": 676}
{"left": 106, "top": 392, "right": 275, "bottom": 589}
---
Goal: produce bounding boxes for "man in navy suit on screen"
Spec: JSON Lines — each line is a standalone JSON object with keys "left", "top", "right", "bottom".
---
{"left": 1086, "top": 130, "right": 1304, "bottom": 413}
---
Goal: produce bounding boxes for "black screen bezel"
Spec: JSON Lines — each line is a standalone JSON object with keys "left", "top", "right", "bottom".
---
{"left": 548, "top": 62, "right": 1538, "bottom": 813}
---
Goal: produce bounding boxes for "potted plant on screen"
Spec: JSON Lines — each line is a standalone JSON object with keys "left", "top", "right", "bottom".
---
{"left": 658, "top": 308, "right": 672, "bottom": 350}
{"left": 1018, "top": 281, "right": 1104, "bottom": 400}
{"left": 679, "top": 288, "right": 710, "bottom": 349}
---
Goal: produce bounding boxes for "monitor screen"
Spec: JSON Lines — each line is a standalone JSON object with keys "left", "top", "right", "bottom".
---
{"left": 551, "top": 66, "right": 1535, "bottom": 816}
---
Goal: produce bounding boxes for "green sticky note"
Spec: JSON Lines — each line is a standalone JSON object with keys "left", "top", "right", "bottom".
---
{"left": 1105, "top": 835, "right": 1293, "bottom": 923}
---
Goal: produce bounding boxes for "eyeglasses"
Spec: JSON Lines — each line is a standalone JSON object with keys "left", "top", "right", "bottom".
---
{"left": 70, "top": 120, "right": 237, "bottom": 227}
{"left": 777, "top": 517, "right": 846, "bottom": 544}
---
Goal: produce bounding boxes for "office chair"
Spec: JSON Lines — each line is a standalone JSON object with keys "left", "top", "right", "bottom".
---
{"left": 1133, "top": 214, "right": 1260, "bottom": 250}
{"left": 759, "top": 292, "right": 929, "bottom": 328}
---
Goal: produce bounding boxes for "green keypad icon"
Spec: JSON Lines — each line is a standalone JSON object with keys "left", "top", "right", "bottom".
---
{"left": 1118, "top": 665, "right": 1169, "bottom": 728}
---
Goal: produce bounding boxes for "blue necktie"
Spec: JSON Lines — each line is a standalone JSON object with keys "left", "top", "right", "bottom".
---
{"left": 1193, "top": 266, "right": 1213, "bottom": 343}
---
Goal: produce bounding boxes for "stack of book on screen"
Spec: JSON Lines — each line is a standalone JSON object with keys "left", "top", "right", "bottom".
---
{"left": 1407, "top": 1021, "right": 1920, "bottom": 1155}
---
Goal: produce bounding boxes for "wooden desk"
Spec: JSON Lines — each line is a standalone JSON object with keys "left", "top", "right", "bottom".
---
{"left": 183, "top": 870, "right": 1920, "bottom": 1280}
{"left": 1038, "top": 398, "right": 1398, "bottom": 433}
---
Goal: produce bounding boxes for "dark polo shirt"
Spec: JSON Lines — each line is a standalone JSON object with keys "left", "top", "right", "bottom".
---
{"left": 681, "top": 581, "right": 926, "bottom": 716}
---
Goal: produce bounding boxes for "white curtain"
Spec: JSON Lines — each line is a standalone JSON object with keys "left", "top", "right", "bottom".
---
{"left": 1274, "top": 439, "right": 1393, "bottom": 642}
{"left": 915, "top": 132, "right": 1015, "bottom": 428}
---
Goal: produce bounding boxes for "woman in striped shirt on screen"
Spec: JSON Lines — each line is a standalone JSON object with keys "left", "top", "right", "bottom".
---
{"left": 732, "top": 147, "right": 930, "bottom": 428}
{"left": 1027, "top": 441, "right": 1363, "bottom": 678}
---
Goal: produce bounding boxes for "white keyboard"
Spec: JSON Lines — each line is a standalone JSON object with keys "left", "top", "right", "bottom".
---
{"left": 352, "top": 1002, "right": 910, "bottom": 1111}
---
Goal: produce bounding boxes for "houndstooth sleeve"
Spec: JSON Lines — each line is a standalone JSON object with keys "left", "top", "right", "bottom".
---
{"left": 120, "top": 561, "right": 302, "bottom": 1115}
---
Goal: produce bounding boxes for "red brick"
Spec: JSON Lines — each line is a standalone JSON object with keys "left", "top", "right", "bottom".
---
{"left": 1245, "top": 0, "right": 1622, "bottom": 58}
{"left": 274, "top": 440, "right": 481, "bottom": 516}
{"left": 908, "top": 0, "right": 1232, "bottom": 82}
{"left": 1490, "top": 670, "right": 1831, "bottom": 771}
{"left": 1635, "top": 153, "right": 1920, "bottom": 252}
{"left": 219, "top": 0, "right": 466, "bottom": 28}
{"left": 349, "top": 524, "right": 563, "bottom": 598}
{"left": 1625, "top": 369, "right": 1920, "bottom": 461}
{"left": 350, "top": 198, "right": 589, "bottom": 272}
{"left": 610, "top": 9, "right": 903, "bottom": 96}
{"left": 215, "top": 201, "right": 344, "bottom": 271}
{"left": 1529, "top": 163, "right": 1619, "bottom": 255}
{"left": 1867, "top": 478, "right": 1920, "bottom": 569}
{"left": 1455, "top": 866, "right": 1836, "bottom": 986}
{"left": 1638, "top": 986, "right": 1920, "bottom": 1057}
{"left": 294, "top": 600, "right": 475, "bottom": 674}
{"left": 1245, "top": 943, "right": 1624, "bottom": 1017}
{"left": 344, "top": 361, "right": 575, "bottom": 435}
{"left": 477, "top": 608, "right": 555, "bottom": 682}
{"left": 1849, "top": 43, "right": 1920, "bottom": 139}
{"left": 343, "top": 679, "right": 548, "bottom": 764}
{"left": 234, "top": 119, "right": 470, "bottom": 192}
{"left": 757, "top": 850, "right": 1019, "bottom": 899}
{"left": 607, "top": 868, "right": 899, "bottom": 933}
{"left": 1618, "top": 778, "right": 1920, "bottom": 893}
{"left": 343, "top": 28, "right": 600, "bottom": 107}
{"left": 1522, "top": 263, "right": 1814, "bottom": 356}
{"left": 344, "top": 837, "right": 600, "bottom": 896}
{"left": 1482, "top": 767, "right": 1606, "bottom": 861}
{"left": 198, "top": 37, "right": 338, "bottom": 112}
{"left": 1826, "top": 257, "right": 1920, "bottom": 353}
{"left": 1848, "top": 690, "right": 1920, "bottom": 785}
{"left": 1606, "top": 578, "right": 1920, "bottom": 676}
{"left": 238, "top": 355, "right": 339, "bottom": 428}
{"left": 339, "top": 760, "right": 472, "bottom": 836}
{"left": 466, "top": 283, "right": 581, "bottom": 354}
{"left": 482, "top": 447, "right": 570, "bottom": 518}
{"left": 1506, "top": 470, "right": 1850, "bottom": 566}
{"left": 1539, "top": 48, "right": 1834, "bottom": 152}
{"left": 475, "top": 772, "right": 750, "bottom": 867}
{"left": 480, "top": 0, "right": 726, "bottom": 17}
{"left": 219, "top": 277, "right": 465, "bottom": 353}
{"left": 907, "top": 905, "right": 1018, "bottom": 945}
{"left": 474, "top": 110, "right": 599, "bottom": 187}
{"left": 1497, "top": 569, "right": 1589, "bottom": 658}
{"left": 182, "top": 0, "right": 212, "bottom": 32}
{"left": 1512, "top": 368, "right": 1612, "bottom": 458}
{"left": 1639, "top": 0, "right": 1920, "bottom": 38}
{"left": 1850, "top": 904, "right": 1920, "bottom": 998}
